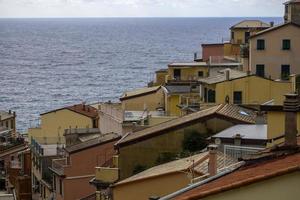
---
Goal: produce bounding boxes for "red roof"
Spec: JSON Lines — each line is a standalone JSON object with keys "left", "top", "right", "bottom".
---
{"left": 174, "top": 152, "right": 300, "bottom": 200}
{"left": 41, "top": 104, "right": 98, "bottom": 119}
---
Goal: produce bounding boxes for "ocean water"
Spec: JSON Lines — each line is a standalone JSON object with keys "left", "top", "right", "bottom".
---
{"left": 0, "top": 17, "right": 281, "bottom": 132}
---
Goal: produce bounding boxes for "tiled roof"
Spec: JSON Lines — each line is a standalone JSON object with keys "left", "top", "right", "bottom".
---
{"left": 230, "top": 20, "right": 270, "bottom": 29}
{"left": 65, "top": 132, "right": 121, "bottom": 154}
{"left": 115, "top": 153, "right": 209, "bottom": 186}
{"left": 198, "top": 69, "right": 247, "bottom": 85}
{"left": 120, "top": 86, "right": 161, "bottom": 100}
{"left": 115, "top": 104, "right": 256, "bottom": 147}
{"left": 41, "top": 104, "right": 98, "bottom": 119}
{"left": 114, "top": 151, "right": 237, "bottom": 186}
{"left": 174, "top": 152, "right": 300, "bottom": 200}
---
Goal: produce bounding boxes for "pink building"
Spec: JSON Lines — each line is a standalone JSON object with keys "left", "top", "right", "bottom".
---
{"left": 50, "top": 132, "right": 121, "bottom": 200}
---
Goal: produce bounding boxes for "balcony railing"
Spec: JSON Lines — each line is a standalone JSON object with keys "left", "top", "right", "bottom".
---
{"left": 223, "top": 145, "right": 264, "bottom": 168}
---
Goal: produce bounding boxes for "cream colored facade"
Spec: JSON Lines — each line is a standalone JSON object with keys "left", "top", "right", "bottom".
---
{"left": 121, "top": 87, "right": 165, "bottom": 111}
{"left": 28, "top": 109, "right": 95, "bottom": 144}
{"left": 201, "top": 172, "right": 300, "bottom": 200}
{"left": 249, "top": 23, "right": 300, "bottom": 80}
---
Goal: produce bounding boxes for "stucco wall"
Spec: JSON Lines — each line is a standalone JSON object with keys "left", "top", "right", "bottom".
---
{"left": 202, "top": 172, "right": 300, "bottom": 200}
{"left": 121, "top": 88, "right": 165, "bottom": 111}
{"left": 113, "top": 173, "right": 191, "bottom": 200}
{"left": 249, "top": 24, "right": 300, "bottom": 79}
{"left": 28, "top": 109, "right": 93, "bottom": 144}
{"left": 54, "top": 140, "right": 117, "bottom": 200}
{"left": 167, "top": 67, "right": 209, "bottom": 81}
{"left": 215, "top": 76, "right": 292, "bottom": 105}
{"left": 202, "top": 45, "right": 224, "bottom": 62}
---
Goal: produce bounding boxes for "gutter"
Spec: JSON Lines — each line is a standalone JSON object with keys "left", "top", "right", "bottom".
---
{"left": 158, "top": 161, "right": 245, "bottom": 200}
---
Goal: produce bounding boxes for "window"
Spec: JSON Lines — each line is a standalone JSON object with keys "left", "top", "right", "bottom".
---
{"left": 282, "top": 39, "right": 291, "bottom": 50}
{"left": 11, "top": 120, "right": 14, "bottom": 129}
{"left": 256, "top": 65, "right": 265, "bottom": 77}
{"left": 5, "top": 121, "right": 8, "bottom": 128}
{"left": 257, "top": 39, "right": 265, "bottom": 50}
{"left": 207, "top": 90, "right": 216, "bottom": 103}
{"left": 245, "top": 32, "right": 250, "bottom": 43}
{"left": 281, "top": 65, "right": 290, "bottom": 80}
{"left": 234, "top": 91, "right": 243, "bottom": 104}
{"left": 198, "top": 71, "right": 204, "bottom": 77}
{"left": 59, "top": 179, "right": 63, "bottom": 196}
{"left": 231, "top": 31, "right": 235, "bottom": 40}
{"left": 173, "top": 69, "right": 181, "bottom": 80}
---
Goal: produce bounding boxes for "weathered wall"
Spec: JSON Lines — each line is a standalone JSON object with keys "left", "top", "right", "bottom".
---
{"left": 250, "top": 24, "right": 300, "bottom": 79}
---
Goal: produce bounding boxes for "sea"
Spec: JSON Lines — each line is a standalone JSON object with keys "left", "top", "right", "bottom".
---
{"left": 0, "top": 17, "right": 281, "bottom": 133}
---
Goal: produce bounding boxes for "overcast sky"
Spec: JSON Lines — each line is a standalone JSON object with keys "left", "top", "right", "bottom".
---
{"left": 0, "top": 0, "right": 286, "bottom": 18}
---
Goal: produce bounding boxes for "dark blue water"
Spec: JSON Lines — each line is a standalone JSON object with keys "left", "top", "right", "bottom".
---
{"left": 0, "top": 18, "right": 281, "bottom": 132}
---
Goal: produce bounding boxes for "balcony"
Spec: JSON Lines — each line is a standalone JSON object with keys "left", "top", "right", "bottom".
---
{"left": 51, "top": 158, "right": 68, "bottom": 176}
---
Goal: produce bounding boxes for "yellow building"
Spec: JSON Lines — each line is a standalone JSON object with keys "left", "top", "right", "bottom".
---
{"left": 0, "top": 110, "right": 16, "bottom": 133}
{"left": 249, "top": 22, "right": 300, "bottom": 80}
{"left": 115, "top": 104, "right": 256, "bottom": 180}
{"left": 153, "top": 69, "right": 168, "bottom": 86}
{"left": 230, "top": 20, "right": 270, "bottom": 45}
{"left": 162, "top": 85, "right": 201, "bottom": 116}
{"left": 28, "top": 104, "right": 99, "bottom": 144}
{"left": 120, "top": 86, "right": 165, "bottom": 111}
{"left": 167, "top": 62, "right": 209, "bottom": 82}
{"left": 111, "top": 151, "right": 236, "bottom": 200}
{"left": 199, "top": 70, "right": 293, "bottom": 105}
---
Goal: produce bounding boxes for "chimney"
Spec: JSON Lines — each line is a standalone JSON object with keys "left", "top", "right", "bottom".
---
{"left": 255, "top": 111, "right": 265, "bottom": 124}
{"left": 208, "top": 144, "right": 218, "bottom": 177}
{"left": 225, "top": 69, "right": 230, "bottom": 81}
{"left": 283, "top": 93, "right": 299, "bottom": 147}
{"left": 270, "top": 21, "right": 274, "bottom": 27}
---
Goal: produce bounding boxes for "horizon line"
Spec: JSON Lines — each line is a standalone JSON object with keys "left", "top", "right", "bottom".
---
{"left": 0, "top": 16, "right": 282, "bottom": 19}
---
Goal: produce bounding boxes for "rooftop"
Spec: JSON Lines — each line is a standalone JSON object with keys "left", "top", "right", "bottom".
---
{"left": 114, "top": 151, "right": 237, "bottom": 186}
{"left": 65, "top": 132, "right": 121, "bottom": 154}
{"left": 41, "top": 103, "right": 98, "bottom": 119}
{"left": 198, "top": 69, "right": 247, "bottom": 85}
{"left": 168, "top": 62, "right": 208, "bottom": 67}
{"left": 211, "top": 124, "right": 268, "bottom": 141}
{"left": 0, "top": 111, "right": 15, "bottom": 121}
{"left": 173, "top": 152, "right": 300, "bottom": 200}
{"left": 163, "top": 85, "right": 196, "bottom": 94}
{"left": 120, "top": 86, "right": 161, "bottom": 100}
{"left": 250, "top": 22, "right": 300, "bottom": 39}
{"left": 115, "top": 104, "right": 256, "bottom": 147}
{"left": 230, "top": 20, "right": 270, "bottom": 29}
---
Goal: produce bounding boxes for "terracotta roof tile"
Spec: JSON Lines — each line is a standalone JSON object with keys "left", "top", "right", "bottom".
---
{"left": 173, "top": 153, "right": 300, "bottom": 200}
{"left": 41, "top": 104, "right": 98, "bottom": 119}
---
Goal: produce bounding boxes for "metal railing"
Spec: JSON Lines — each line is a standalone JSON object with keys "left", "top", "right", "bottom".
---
{"left": 223, "top": 145, "right": 264, "bottom": 168}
